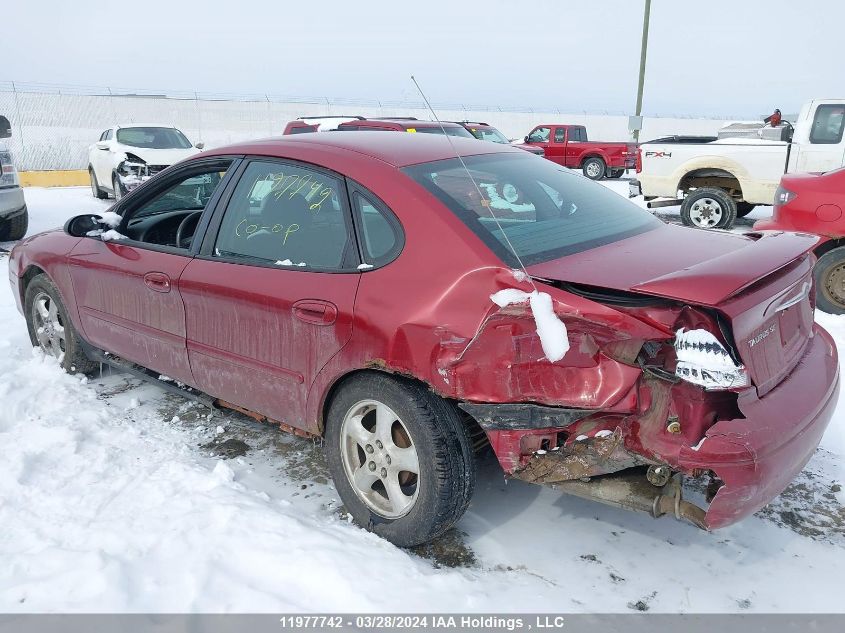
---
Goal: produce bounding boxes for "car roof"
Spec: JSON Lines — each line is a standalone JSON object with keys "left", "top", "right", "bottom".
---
{"left": 202, "top": 131, "right": 520, "bottom": 168}
{"left": 346, "top": 119, "right": 464, "bottom": 129}
{"left": 115, "top": 123, "right": 180, "bottom": 130}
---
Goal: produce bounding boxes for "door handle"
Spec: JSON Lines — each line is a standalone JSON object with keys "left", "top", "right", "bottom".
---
{"left": 144, "top": 272, "right": 172, "bottom": 293}
{"left": 293, "top": 300, "right": 337, "bottom": 326}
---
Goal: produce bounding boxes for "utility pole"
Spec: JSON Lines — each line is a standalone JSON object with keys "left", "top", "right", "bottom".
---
{"left": 633, "top": 0, "right": 652, "bottom": 143}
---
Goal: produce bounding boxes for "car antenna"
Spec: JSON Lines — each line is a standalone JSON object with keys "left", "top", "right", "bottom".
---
{"left": 410, "top": 75, "right": 537, "bottom": 292}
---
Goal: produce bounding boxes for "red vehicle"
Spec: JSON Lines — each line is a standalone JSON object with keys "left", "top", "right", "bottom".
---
{"left": 523, "top": 124, "right": 637, "bottom": 180}
{"left": 283, "top": 116, "right": 366, "bottom": 134}
{"left": 754, "top": 167, "right": 845, "bottom": 314}
{"left": 9, "top": 133, "right": 838, "bottom": 546}
{"left": 451, "top": 120, "right": 545, "bottom": 155}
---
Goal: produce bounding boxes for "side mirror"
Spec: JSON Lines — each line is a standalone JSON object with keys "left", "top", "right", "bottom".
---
{"left": 195, "top": 142, "right": 205, "bottom": 150}
{"left": 524, "top": 136, "right": 530, "bottom": 143}
{"left": 64, "top": 214, "right": 103, "bottom": 238}
{"left": 95, "top": 141, "right": 109, "bottom": 150}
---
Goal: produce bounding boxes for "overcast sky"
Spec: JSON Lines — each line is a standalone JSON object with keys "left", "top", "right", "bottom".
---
{"left": 4, "top": 0, "right": 841, "bottom": 117}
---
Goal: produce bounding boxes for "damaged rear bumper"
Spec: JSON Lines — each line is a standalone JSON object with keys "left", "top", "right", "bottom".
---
{"left": 677, "top": 324, "right": 839, "bottom": 529}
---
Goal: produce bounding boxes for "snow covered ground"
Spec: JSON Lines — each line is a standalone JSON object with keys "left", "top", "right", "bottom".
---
{"left": 0, "top": 185, "right": 843, "bottom": 613}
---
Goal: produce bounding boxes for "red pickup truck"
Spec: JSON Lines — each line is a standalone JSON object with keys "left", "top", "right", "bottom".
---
{"left": 523, "top": 124, "right": 636, "bottom": 180}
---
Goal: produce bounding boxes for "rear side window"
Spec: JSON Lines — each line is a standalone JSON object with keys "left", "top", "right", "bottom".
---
{"left": 810, "top": 105, "right": 845, "bottom": 144}
{"left": 214, "top": 161, "right": 353, "bottom": 269}
{"left": 352, "top": 192, "right": 403, "bottom": 267}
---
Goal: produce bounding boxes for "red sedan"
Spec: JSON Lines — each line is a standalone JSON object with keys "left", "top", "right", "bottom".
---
{"left": 8, "top": 133, "right": 839, "bottom": 546}
{"left": 755, "top": 167, "right": 845, "bottom": 314}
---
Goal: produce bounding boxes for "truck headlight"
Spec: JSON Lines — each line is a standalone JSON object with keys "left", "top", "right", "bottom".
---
{"left": 674, "top": 328, "right": 749, "bottom": 390}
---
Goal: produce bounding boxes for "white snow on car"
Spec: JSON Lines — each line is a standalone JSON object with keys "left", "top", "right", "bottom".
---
{"left": 87, "top": 125, "right": 202, "bottom": 200}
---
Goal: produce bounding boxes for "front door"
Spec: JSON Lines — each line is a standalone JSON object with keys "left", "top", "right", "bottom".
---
{"left": 793, "top": 102, "right": 845, "bottom": 173}
{"left": 68, "top": 158, "right": 235, "bottom": 385}
{"left": 179, "top": 159, "right": 360, "bottom": 427}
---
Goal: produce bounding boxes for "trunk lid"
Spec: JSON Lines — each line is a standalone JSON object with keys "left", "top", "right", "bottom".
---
{"left": 527, "top": 225, "right": 819, "bottom": 395}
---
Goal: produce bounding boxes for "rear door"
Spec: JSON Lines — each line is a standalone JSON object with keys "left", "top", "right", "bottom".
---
{"left": 68, "top": 158, "right": 236, "bottom": 385}
{"left": 178, "top": 158, "right": 360, "bottom": 427}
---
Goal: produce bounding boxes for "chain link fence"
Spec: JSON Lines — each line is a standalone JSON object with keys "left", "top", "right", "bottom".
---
{"left": 0, "top": 81, "right": 741, "bottom": 172}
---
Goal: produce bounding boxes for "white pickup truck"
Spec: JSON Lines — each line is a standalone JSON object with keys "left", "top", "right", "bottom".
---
{"left": 630, "top": 99, "right": 845, "bottom": 229}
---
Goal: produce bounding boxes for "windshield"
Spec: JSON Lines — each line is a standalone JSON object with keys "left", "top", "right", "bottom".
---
{"left": 403, "top": 153, "right": 661, "bottom": 266}
{"left": 414, "top": 126, "right": 476, "bottom": 139}
{"left": 468, "top": 126, "right": 510, "bottom": 144}
{"left": 116, "top": 127, "right": 193, "bottom": 149}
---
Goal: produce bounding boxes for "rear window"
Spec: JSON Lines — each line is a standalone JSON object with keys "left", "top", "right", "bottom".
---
{"left": 403, "top": 153, "right": 661, "bottom": 266}
{"left": 413, "top": 126, "right": 475, "bottom": 139}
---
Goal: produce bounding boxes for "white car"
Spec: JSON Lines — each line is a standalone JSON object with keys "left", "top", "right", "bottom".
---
{"left": 87, "top": 125, "right": 203, "bottom": 200}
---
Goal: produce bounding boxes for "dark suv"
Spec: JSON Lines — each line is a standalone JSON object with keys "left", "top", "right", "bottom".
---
{"left": 336, "top": 117, "right": 475, "bottom": 138}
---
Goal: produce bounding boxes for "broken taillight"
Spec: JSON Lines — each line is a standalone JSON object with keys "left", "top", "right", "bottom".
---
{"left": 674, "top": 328, "right": 749, "bottom": 390}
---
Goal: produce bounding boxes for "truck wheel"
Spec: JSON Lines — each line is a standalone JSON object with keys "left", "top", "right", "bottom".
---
{"left": 0, "top": 207, "right": 28, "bottom": 241}
{"left": 680, "top": 188, "right": 737, "bottom": 229}
{"left": 325, "top": 372, "right": 475, "bottom": 547}
{"left": 89, "top": 168, "right": 108, "bottom": 199}
{"left": 609, "top": 169, "right": 625, "bottom": 179}
{"left": 814, "top": 247, "right": 845, "bottom": 315}
{"left": 582, "top": 157, "right": 606, "bottom": 180}
{"left": 24, "top": 274, "right": 98, "bottom": 374}
{"left": 112, "top": 173, "right": 124, "bottom": 201}
{"left": 736, "top": 202, "right": 756, "bottom": 218}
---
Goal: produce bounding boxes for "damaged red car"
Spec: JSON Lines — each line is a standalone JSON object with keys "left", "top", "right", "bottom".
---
{"left": 8, "top": 132, "right": 839, "bottom": 546}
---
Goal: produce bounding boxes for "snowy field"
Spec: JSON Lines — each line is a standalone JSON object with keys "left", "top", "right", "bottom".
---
{"left": 0, "top": 184, "right": 843, "bottom": 613}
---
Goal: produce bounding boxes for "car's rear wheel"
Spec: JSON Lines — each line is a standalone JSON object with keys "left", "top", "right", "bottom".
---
{"left": 609, "top": 168, "right": 625, "bottom": 179}
{"left": 736, "top": 202, "right": 756, "bottom": 218}
{"left": 325, "top": 372, "right": 475, "bottom": 547}
{"left": 89, "top": 168, "right": 108, "bottom": 199}
{"left": 112, "top": 173, "right": 124, "bottom": 201}
{"left": 680, "top": 188, "right": 737, "bottom": 229}
{"left": 582, "top": 157, "right": 606, "bottom": 180}
{"left": 0, "top": 208, "right": 28, "bottom": 241}
{"left": 814, "top": 247, "right": 845, "bottom": 315}
{"left": 24, "top": 274, "right": 98, "bottom": 374}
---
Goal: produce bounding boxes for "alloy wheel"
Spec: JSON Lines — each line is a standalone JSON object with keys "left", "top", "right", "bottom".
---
{"left": 586, "top": 162, "right": 601, "bottom": 178}
{"left": 31, "top": 292, "right": 66, "bottom": 360}
{"left": 339, "top": 399, "right": 420, "bottom": 518}
{"left": 823, "top": 261, "right": 845, "bottom": 308}
{"left": 689, "top": 198, "right": 723, "bottom": 228}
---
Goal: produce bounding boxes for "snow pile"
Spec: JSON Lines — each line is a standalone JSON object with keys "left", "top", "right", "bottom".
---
{"left": 97, "top": 211, "right": 122, "bottom": 228}
{"left": 100, "top": 229, "right": 128, "bottom": 241}
{"left": 490, "top": 288, "right": 570, "bottom": 362}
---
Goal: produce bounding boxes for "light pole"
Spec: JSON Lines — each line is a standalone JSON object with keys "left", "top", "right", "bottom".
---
{"left": 633, "top": 0, "right": 652, "bottom": 143}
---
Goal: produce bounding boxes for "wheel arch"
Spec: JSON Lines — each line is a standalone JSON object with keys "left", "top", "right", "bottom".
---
{"left": 579, "top": 152, "right": 606, "bottom": 167}
{"left": 19, "top": 264, "right": 47, "bottom": 306}
{"left": 679, "top": 168, "right": 744, "bottom": 199}
{"left": 814, "top": 237, "right": 845, "bottom": 260}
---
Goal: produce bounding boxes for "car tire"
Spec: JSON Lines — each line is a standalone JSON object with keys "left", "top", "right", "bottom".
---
{"left": 0, "top": 207, "right": 28, "bottom": 241}
{"left": 609, "top": 168, "right": 625, "bottom": 179}
{"left": 112, "top": 173, "right": 124, "bottom": 201}
{"left": 24, "top": 274, "right": 98, "bottom": 375}
{"left": 680, "top": 188, "right": 737, "bottom": 230}
{"left": 582, "top": 157, "right": 606, "bottom": 180}
{"left": 736, "top": 202, "right": 756, "bottom": 218}
{"left": 325, "top": 372, "right": 475, "bottom": 547}
{"left": 814, "top": 247, "right": 845, "bottom": 315}
{"left": 89, "top": 168, "right": 108, "bottom": 199}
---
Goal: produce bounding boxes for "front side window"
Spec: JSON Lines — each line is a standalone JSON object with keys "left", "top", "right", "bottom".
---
{"left": 403, "top": 153, "right": 661, "bottom": 266}
{"left": 116, "top": 127, "right": 192, "bottom": 149}
{"left": 214, "top": 161, "right": 352, "bottom": 269}
{"left": 810, "top": 105, "right": 845, "bottom": 144}
{"left": 527, "top": 127, "right": 550, "bottom": 143}
{"left": 121, "top": 162, "right": 232, "bottom": 248}
{"left": 554, "top": 128, "right": 566, "bottom": 143}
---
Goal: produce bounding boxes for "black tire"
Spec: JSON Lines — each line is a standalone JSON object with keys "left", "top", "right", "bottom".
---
{"left": 609, "top": 168, "right": 625, "bottom": 179}
{"left": 582, "top": 157, "right": 606, "bottom": 180}
{"left": 112, "top": 173, "right": 124, "bottom": 201}
{"left": 680, "top": 188, "right": 737, "bottom": 230}
{"left": 814, "top": 247, "right": 845, "bottom": 315}
{"left": 325, "top": 372, "right": 475, "bottom": 547}
{"left": 0, "top": 207, "right": 28, "bottom": 241}
{"left": 736, "top": 202, "right": 756, "bottom": 218}
{"left": 24, "top": 274, "right": 98, "bottom": 375}
{"left": 89, "top": 168, "right": 108, "bottom": 199}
